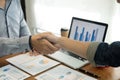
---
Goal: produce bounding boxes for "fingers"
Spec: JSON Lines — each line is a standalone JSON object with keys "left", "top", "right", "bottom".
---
{"left": 54, "top": 44, "right": 61, "bottom": 49}
{"left": 38, "top": 39, "right": 59, "bottom": 54}
{"left": 45, "top": 41, "right": 60, "bottom": 54}
{"left": 34, "top": 32, "right": 52, "bottom": 40}
{"left": 29, "top": 49, "right": 39, "bottom": 56}
{"left": 44, "top": 34, "right": 59, "bottom": 44}
{"left": 31, "top": 36, "right": 59, "bottom": 55}
{"left": 35, "top": 32, "right": 59, "bottom": 44}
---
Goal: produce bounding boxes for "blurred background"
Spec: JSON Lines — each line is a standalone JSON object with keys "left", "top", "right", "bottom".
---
{"left": 21, "top": 0, "right": 120, "bottom": 43}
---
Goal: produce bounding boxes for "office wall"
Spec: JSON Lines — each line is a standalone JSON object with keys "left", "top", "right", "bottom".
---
{"left": 25, "top": 0, "right": 118, "bottom": 43}
{"left": 111, "top": 2, "right": 120, "bottom": 41}
{"left": 25, "top": 0, "right": 36, "bottom": 34}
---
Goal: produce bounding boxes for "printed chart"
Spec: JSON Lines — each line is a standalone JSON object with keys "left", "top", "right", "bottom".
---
{"left": 6, "top": 53, "right": 60, "bottom": 75}
{"left": 35, "top": 65, "right": 97, "bottom": 80}
{"left": 0, "top": 65, "right": 30, "bottom": 80}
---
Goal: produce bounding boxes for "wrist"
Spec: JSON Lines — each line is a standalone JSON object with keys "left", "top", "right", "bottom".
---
{"left": 53, "top": 36, "right": 60, "bottom": 43}
{"left": 29, "top": 36, "right": 33, "bottom": 50}
{"left": 57, "top": 37, "right": 68, "bottom": 47}
{"left": 57, "top": 37, "right": 64, "bottom": 45}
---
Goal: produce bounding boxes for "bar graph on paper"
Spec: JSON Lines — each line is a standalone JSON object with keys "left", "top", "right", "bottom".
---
{"left": 74, "top": 26, "right": 99, "bottom": 42}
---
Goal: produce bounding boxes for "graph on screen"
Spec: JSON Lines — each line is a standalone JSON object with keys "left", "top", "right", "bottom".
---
{"left": 69, "top": 17, "right": 108, "bottom": 42}
{"left": 74, "top": 26, "right": 99, "bottom": 41}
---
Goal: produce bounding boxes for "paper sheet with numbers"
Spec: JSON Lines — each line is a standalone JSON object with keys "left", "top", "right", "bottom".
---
{"left": 6, "top": 53, "right": 60, "bottom": 75}
{"left": 0, "top": 65, "right": 30, "bottom": 80}
{"left": 35, "top": 65, "right": 97, "bottom": 80}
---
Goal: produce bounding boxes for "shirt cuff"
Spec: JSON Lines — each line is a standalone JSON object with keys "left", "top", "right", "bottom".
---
{"left": 86, "top": 42, "right": 100, "bottom": 66}
{"left": 18, "top": 36, "right": 31, "bottom": 51}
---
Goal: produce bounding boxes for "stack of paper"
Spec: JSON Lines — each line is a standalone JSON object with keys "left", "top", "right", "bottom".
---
{"left": 6, "top": 53, "right": 60, "bottom": 75}
{"left": 0, "top": 65, "right": 30, "bottom": 80}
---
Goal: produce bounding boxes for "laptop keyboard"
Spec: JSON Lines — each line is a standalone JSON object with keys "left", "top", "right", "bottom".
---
{"left": 48, "top": 51, "right": 89, "bottom": 69}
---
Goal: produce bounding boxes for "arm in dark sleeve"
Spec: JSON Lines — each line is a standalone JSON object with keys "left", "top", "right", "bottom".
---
{"left": 95, "top": 41, "right": 120, "bottom": 67}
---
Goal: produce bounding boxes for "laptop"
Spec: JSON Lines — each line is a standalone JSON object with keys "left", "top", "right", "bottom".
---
{"left": 47, "top": 17, "right": 108, "bottom": 69}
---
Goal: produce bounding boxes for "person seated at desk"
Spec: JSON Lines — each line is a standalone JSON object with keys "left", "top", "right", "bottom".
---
{"left": 42, "top": 32, "right": 120, "bottom": 67}
{"left": 0, "top": 0, "right": 58, "bottom": 57}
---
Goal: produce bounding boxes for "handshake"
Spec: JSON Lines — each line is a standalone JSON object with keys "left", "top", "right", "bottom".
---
{"left": 30, "top": 32, "right": 61, "bottom": 55}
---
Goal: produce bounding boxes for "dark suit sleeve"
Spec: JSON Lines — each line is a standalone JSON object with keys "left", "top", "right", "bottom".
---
{"left": 95, "top": 41, "right": 120, "bottom": 67}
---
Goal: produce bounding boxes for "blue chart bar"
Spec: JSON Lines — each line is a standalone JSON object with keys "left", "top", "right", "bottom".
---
{"left": 79, "top": 27, "right": 85, "bottom": 41}
{"left": 74, "top": 26, "right": 99, "bottom": 41}
{"left": 91, "top": 28, "right": 98, "bottom": 41}
{"left": 85, "top": 31, "right": 91, "bottom": 41}
{"left": 74, "top": 26, "right": 79, "bottom": 40}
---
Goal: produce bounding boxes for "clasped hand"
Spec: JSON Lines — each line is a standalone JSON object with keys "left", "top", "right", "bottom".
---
{"left": 30, "top": 32, "right": 60, "bottom": 55}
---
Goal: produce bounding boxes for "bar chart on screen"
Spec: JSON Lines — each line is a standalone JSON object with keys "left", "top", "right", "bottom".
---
{"left": 74, "top": 26, "right": 99, "bottom": 42}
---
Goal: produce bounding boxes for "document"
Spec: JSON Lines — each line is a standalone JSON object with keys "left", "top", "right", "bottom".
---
{"left": 6, "top": 53, "right": 60, "bottom": 75}
{"left": 0, "top": 65, "right": 30, "bottom": 80}
{"left": 35, "top": 65, "right": 97, "bottom": 80}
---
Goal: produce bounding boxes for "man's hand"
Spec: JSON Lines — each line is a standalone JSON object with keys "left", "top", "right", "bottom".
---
{"left": 37, "top": 32, "right": 61, "bottom": 48}
{"left": 31, "top": 32, "right": 59, "bottom": 55}
{"left": 29, "top": 50, "right": 39, "bottom": 56}
{"left": 42, "top": 32, "right": 60, "bottom": 44}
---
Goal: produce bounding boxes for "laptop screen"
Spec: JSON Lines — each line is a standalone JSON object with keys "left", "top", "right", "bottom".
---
{"left": 68, "top": 17, "right": 108, "bottom": 42}
{"left": 67, "top": 17, "right": 108, "bottom": 58}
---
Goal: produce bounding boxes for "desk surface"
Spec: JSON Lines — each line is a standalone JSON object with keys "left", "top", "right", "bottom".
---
{"left": 0, "top": 53, "right": 120, "bottom": 80}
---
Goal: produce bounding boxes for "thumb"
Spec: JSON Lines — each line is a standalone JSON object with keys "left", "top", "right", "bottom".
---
{"left": 54, "top": 44, "right": 61, "bottom": 49}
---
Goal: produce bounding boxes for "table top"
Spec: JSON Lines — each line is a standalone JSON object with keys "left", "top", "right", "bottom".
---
{"left": 82, "top": 64, "right": 120, "bottom": 80}
{"left": 0, "top": 53, "right": 120, "bottom": 80}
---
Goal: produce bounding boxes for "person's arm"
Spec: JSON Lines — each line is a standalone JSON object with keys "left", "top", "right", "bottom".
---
{"left": 59, "top": 38, "right": 120, "bottom": 67}
{"left": 91, "top": 41, "right": 120, "bottom": 67}
{"left": 56, "top": 37, "right": 90, "bottom": 59}
{"left": 43, "top": 34, "right": 90, "bottom": 58}
{"left": 0, "top": 36, "right": 31, "bottom": 57}
{"left": 52, "top": 37, "right": 100, "bottom": 66}
{"left": 44, "top": 33, "right": 120, "bottom": 67}
{"left": 0, "top": 32, "right": 59, "bottom": 57}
